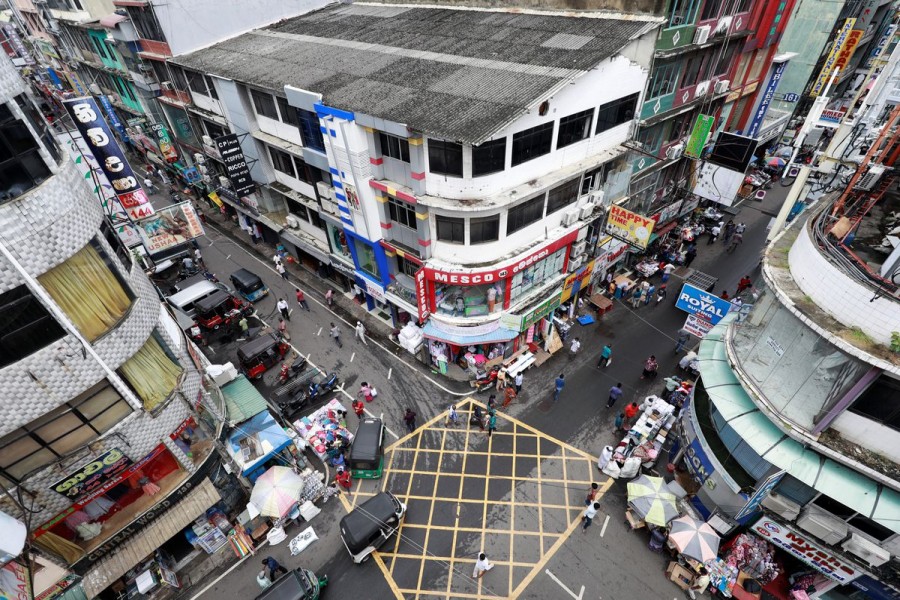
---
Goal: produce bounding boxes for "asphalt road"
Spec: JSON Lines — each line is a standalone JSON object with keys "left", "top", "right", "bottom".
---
{"left": 147, "top": 178, "right": 790, "bottom": 600}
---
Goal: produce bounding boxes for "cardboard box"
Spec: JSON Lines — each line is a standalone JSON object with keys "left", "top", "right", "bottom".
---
{"left": 666, "top": 561, "right": 694, "bottom": 591}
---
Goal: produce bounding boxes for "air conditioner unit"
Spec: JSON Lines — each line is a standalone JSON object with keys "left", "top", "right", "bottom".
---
{"left": 202, "top": 135, "right": 214, "bottom": 147}
{"left": 694, "top": 25, "right": 711, "bottom": 45}
{"left": 761, "top": 492, "right": 801, "bottom": 520}
{"left": 579, "top": 202, "right": 595, "bottom": 220}
{"left": 218, "top": 176, "right": 231, "bottom": 189}
{"left": 666, "top": 143, "right": 685, "bottom": 161}
{"left": 316, "top": 181, "right": 333, "bottom": 200}
{"left": 589, "top": 190, "right": 607, "bottom": 208}
{"left": 715, "top": 80, "right": 730, "bottom": 94}
{"left": 797, "top": 505, "right": 849, "bottom": 545}
{"left": 285, "top": 214, "right": 302, "bottom": 229}
{"left": 161, "top": 81, "right": 174, "bottom": 91}
{"left": 562, "top": 208, "right": 579, "bottom": 227}
{"left": 854, "top": 164, "right": 886, "bottom": 190}
{"left": 714, "top": 16, "right": 733, "bottom": 36}
{"left": 842, "top": 533, "right": 890, "bottom": 567}
{"left": 198, "top": 164, "right": 208, "bottom": 175}
{"left": 695, "top": 80, "right": 711, "bottom": 98}
{"left": 193, "top": 153, "right": 205, "bottom": 164}
{"left": 568, "top": 256, "right": 583, "bottom": 272}
{"left": 573, "top": 239, "right": 587, "bottom": 256}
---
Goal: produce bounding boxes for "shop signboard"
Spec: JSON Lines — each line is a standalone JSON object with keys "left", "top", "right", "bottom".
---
{"left": 654, "top": 200, "right": 684, "bottom": 225}
{"left": 595, "top": 237, "right": 628, "bottom": 275}
{"left": 833, "top": 28, "right": 863, "bottom": 74}
{"left": 746, "top": 59, "right": 787, "bottom": 139}
{"left": 214, "top": 133, "right": 256, "bottom": 196}
{"left": 499, "top": 312, "right": 523, "bottom": 331}
{"left": 134, "top": 202, "right": 205, "bottom": 254}
{"left": 685, "top": 438, "right": 716, "bottom": 489}
{"left": 415, "top": 267, "right": 430, "bottom": 320}
{"left": 682, "top": 313, "right": 713, "bottom": 338}
{"left": 97, "top": 94, "right": 127, "bottom": 142}
{"left": 850, "top": 575, "right": 900, "bottom": 600}
{"left": 867, "top": 25, "right": 897, "bottom": 68}
{"left": 35, "top": 574, "right": 80, "bottom": 600}
{"left": 685, "top": 114, "right": 714, "bottom": 158}
{"left": 0, "top": 560, "right": 30, "bottom": 600}
{"left": 182, "top": 166, "right": 201, "bottom": 183}
{"left": 521, "top": 290, "right": 562, "bottom": 330}
{"left": 605, "top": 205, "right": 655, "bottom": 249}
{"left": 676, "top": 283, "right": 731, "bottom": 324}
{"left": 560, "top": 260, "right": 595, "bottom": 303}
{"left": 330, "top": 258, "right": 357, "bottom": 279}
{"left": 810, "top": 19, "right": 856, "bottom": 97}
{"left": 50, "top": 448, "right": 133, "bottom": 500}
{"left": 149, "top": 122, "right": 178, "bottom": 162}
{"left": 751, "top": 517, "right": 864, "bottom": 583}
{"left": 364, "top": 277, "right": 386, "bottom": 302}
{"left": 734, "top": 470, "right": 785, "bottom": 520}
{"left": 63, "top": 97, "right": 155, "bottom": 221}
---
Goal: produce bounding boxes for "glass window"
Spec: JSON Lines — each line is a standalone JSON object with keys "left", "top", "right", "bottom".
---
{"left": 428, "top": 139, "right": 463, "bottom": 177}
{"left": 470, "top": 215, "right": 499, "bottom": 244}
{"left": 128, "top": 5, "right": 164, "bottom": 41}
{"left": 277, "top": 96, "right": 299, "bottom": 127}
{"left": 0, "top": 285, "right": 65, "bottom": 369}
{"left": 700, "top": 0, "right": 724, "bottom": 21}
{"left": 292, "top": 156, "right": 311, "bottom": 184}
{"left": 298, "top": 108, "right": 325, "bottom": 152}
{"left": 512, "top": 123, "right": 554, "bottom": 166}
{"left": 353, "top": 239, "right": 379, "bottom": 278}
{"left": 596, "top": 93, "right": 639, "bottom": 135}
{"left": 186, "top": 69, "right": 206, "bottom": 95}
{"left": 168, "top": 66, "right": 189, "bottom": 94}
{"left": 118, "top": 331, "right": 182, "bottom": 412}
{"left": 0, "top": 102, "right": 51, "bottom": 203}
{"left": 681, "top": 54, "right": 706, "bottom": 88}
{"left": 648, "top": 60, "right": 681, "bottom": 99}
{"left": 434, "top": 281, "right": 504, "bottom": 316}
{"left": 850, "top": 375, "right": 900, "bottom": 430}
{"left": 397, "top": 255, "right": 419, "bottom": 277}
{"left": 508, "top": 248, "right": 566, "bottom": 301}
{"left": 557, "top": 109, "right": 594, "bottom": 149}
{"left": 388, "top": 198, "right": 417, "bottom": 229}
{"left": 668, "top": 0, "right": 700, "bottom": 26}
{"left": 0, "top": 381, "right": 132, "bottom": 483}
{"left": 813, "top": 494, "right": 856, "bottom": 520}
{"left": 203, "top": 120, "right": 226, "bottom": 140}
{"left": 379, "top": 132, "right": 410, "bottom": 163}
{"left": 472, "top": 138, "right": 506, "bottom": 176}
{"left": 581, "top": 164, "right": 606, "bottom": 195}
{"left": 269, "top": 146, "right": 297, "bottom": 178}
{"left": 848, "top": 515, "right": 894, "bottom": 542}
{"left": 436, "top": 215, "right": 464, "bottom": 243}
{"left": 507, "top": 195, "right": 545, "bottom": 234}
{"left": 714, "top": 45, "right": 738, "bottom": 77}
{"left": 251, "top": 89, "right": 278, "bottom": 120}
{"left": 546, "top": 178, "right": 580, "bottom": 214}
{"left": 204, "top": 75, "right": 218, "bottom": 99}
{"left": 15, "top": 95, "right": 61, "bottom": 164}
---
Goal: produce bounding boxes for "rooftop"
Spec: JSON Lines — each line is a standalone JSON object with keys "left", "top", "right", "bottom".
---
{"left": 173, "top": 2, "right": 659, "bottom": 144}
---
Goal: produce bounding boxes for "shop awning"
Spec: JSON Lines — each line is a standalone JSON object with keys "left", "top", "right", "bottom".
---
{"left": 80, "top": 478, "right": 220, "bottom": 599}
{"left": 698, "top": 315, "right": 900, "bottom": 533}
{"left": 222, "top": 375, "right": 267, "bottom": 426}
{"left": 422, "top": 321, "right": 518, "bottom": 346}
{"left": 648, "top": 220, "right": 679, "bottom": 244}
{"left": 99, "top": 13, "right": 127, "bottom": 27}
{"left": 227, "top": 411, "right": 293, "bottom": 476}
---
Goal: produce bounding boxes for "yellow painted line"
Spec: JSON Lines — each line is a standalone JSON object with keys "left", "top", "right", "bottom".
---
{"left": 414, "top": 426, "right": 447, "bottom": 595}
{"left": 389, "top": 447, "right": 543, "bottom": 458}
{"left": 379, "top": 467, "right": 592, "bottom": 485}
{"left": 479, "top": 405, "right": 493, "bottom": 599}
{"left": 373, "top": 554, "right": 406, "bottom": 600}
{"left": 380, "top": 552, "right": 536, "bottom": 567}
{"left": 392, "top": 417, "right": 425, "bottom": 557}
{"left": 399, "top": 523, "right": 547, "bottom": 536}
{"left": 393, "top": 493, "right": 578, "bottom": 509}
{"left": 400, "top": 589, "right": 483, "bottom": 599}
{"left": 415, "top": 211, "right": 429, "bottom": 220}
{"left": 509, "top": 421, "right": 517, "bottom": 595}
{"left": 446, "top": 401, "right": 473, "bottom": 598}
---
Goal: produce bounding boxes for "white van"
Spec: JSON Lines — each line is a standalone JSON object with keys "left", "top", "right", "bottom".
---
{"left": 166, "top": 280, "right": 222, "bottom": 317}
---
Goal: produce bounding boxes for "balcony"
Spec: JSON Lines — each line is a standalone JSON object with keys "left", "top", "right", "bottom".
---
{"left": 137, "top": 39, "right": 171, "bottom": 60}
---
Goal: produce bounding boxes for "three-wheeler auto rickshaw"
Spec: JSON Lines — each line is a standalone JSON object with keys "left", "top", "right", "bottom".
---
{"left": 254, "top": 567, "right": 327, "bottom": 600}
{"left": 349, "top": 417, "right": 385, "bottom": 479}
{"left": 339, "top": 491, "right": 406, "bottom": 564}
{"left": 230, "top": 268, "right": 270, "bottom": 302}
{"left": 193, "top": 290, "right": 253, "bottom": 332}
{"left": 237, "top": 333, "right": 290, "bottom": 379}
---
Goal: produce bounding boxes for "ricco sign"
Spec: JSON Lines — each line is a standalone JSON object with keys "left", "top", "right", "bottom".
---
{"left": 751, "top": 517, "right": 863, "bottom": 583}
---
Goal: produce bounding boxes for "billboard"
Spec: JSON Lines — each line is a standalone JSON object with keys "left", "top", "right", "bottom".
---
{"left": 693, "top": 162, "right": 744, "bottom": 207}
{"left": 50, "top": 448, "right": 133, "bottom": 500}
{"left": 63, "top": 97, "right": 155, "bottom": 221}
{"left": 605, "top": 205, "right": 655, "bottom": 249}
{"left": 150, "top": 122, "right": 178, "bottom": 162}
{"left": 810, "top": 19, "right": 856, "bottom": 97}
{"left": 746, "top": 60, "right": 788, "bottom": 139}
{"left": 134, "top": 202, "right": 205, "bottom": 254}
{"left": 675, "top": 283, "right": 731, "bottom": 324}
{"left": 685, "top": 114, "right": 714, "bottom": 158}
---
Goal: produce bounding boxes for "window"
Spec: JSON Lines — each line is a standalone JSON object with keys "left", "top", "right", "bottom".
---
{"left": 436, "top": 215, "right": 464, "bottom": 243}
{"left": 251, "top": 89, "right": 278, "bottom": 120}
{"left": 681, "top": 54, "right": 706, "bottom": 88}
{"left": 512, "top": 123, "right": 554, "bottom": 166}
{"left": 648, "top": 60, "right": 681, "bottom": 99}
{"left": 850, "top": 375, "right": 900, "bottom": 430}
{"left": 292, "top": 155, "right": 311, "bottom": 184}
{"left": 203, "top": 120, "right": 226, "bottom": 141}
{"left": 204, "top": 75, "right": 218, "bottom": 99}
{"left": 507, "top": 196, "right": 545, "bottom": 235}
{"left": 546, "top": 178, "right": 580, "bottom": 214}
{"left": 472, "top": 138, "right": 506, "bottom": 176}
{"left": 90, "top": 35, "right": 109, "bottom": 61}
{"left": 848, "top": 515, "right": 895, "bottom": 543}
{"left": 700, "top": 0, "right": 724, "bottom": 21}
{"left": 353, "top": 239, "right": 379, "bottom": 278}
{"left": 388, "top": 198, "right": 417, "bottom": 229}
{"left": 276, "top": 96, "right": 299, "bottom": 127}
{"left": 0, "top": 381, "right": 133, "bottom": 483}
{"left": 14, "top": 94, "right": 61, "bottom": 164}
{"left": 0, "top": 285, "right": 65, "bottom": 369}
{"left": 128, "top": 5, "right": 164, "bottom": 41}
{"left": 713, "top": 45, "right": 738, "bottom": 78}
{"left": 509, "top": 248, "right": 566, "bottom": 302}
{"left": 186, "top": 69, "right": 207, "bottom": 95}
{"left": 168, "top": 65, "right": 189, "bottom": 94}
{"left": 581, "top": 164, "right": 606, "bottom": 195}
{"left": 668, "top": 0, "right": 699, "bottom": 26}
{"left": 100, "top": 218, "right": 133, "bottom": 271}
{"left": 469, "top": 215, "right": 500, "bottom": 244}
{"left": 596, "top": 94, "right": 638, "bottom": 135}
{"left": 0, "top": 102, "right": 51, "bottom": 203}
{"left": 428, "top": 139, "right": 463, "bottom": 177}
{"left": 557, "top": 109, "right": 594, "bottom": 149}
{"left": 379, "top": 132, "right": 410, "bottom": 163}
{"left": 118, "top": 332, "right": 182, "bottom": 412}
{"left": 397, "top": 255, "right": 419, "bottom": 277}
{"left": 297, "top": 108, "right": 325, "bottom": 152}
{"left": 269, "top": 146, "right": 296, "bottom": 178}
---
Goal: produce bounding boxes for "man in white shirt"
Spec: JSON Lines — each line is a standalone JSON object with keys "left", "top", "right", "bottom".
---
{"left": 689, "top": 566, "right": 710, "bottom": 599}
{"left": 276, "top": 298, "right": 290, "bottom": 321}
{"left": 472, "top": 552, "right": 493, "bottom": 579}
{"left": 514, "top": 372, "right": 524, "bottom": 394}
{"left": 582, "top": 501, "right": 600, "bottom": 532}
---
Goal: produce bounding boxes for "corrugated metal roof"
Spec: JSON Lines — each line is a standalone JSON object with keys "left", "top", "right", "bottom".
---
{"left": 222, "top": 374, "right": 268, "bottom": 425}
{"left": 174, "top": 3, "right": 657, "bottom": 144}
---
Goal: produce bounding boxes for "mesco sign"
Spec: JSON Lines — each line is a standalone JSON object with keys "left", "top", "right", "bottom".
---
{"left": 675, "top": 283, "right": 731, "bottom": 325}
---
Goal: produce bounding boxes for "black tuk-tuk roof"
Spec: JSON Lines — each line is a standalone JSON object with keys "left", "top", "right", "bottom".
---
{"left": 231, "top": 268, "right": 265, "bottom": 291}
{"left": 340, "top": 492, "right": 401, "bottom": 553}
{"left": 350, "top": 418, "right": 383, "bottom": 464}
{"left": 194, "top": 290, "right": 233, "bottom": 314}
{"left": 237, "top": 333, "right": 281, "bottom": 361}
{"left": 254, "top": 569, "right": 313, "bottom": 600}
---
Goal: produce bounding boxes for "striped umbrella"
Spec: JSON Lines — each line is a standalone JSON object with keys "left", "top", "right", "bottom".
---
{"left": 250, "top": 466, "right": 304, "bottom": 518}
{"left": 668, "top": 515, "right": 720, "bottom": 562}
{"left": 626, "top": 475, "right": 679, "bottom": 526}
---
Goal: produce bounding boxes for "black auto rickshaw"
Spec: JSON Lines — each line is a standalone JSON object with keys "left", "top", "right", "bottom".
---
{"left": 231, "top": 268, "right": 270, "bottom": 302}
{"left": 339, "top": 491, "right": 406, "bottom": 564}
{"left": 349, "top": 418, "right": 384, "bottom": 479}
{"left": 237, "top": 333, "right": 290, "bottom": 380}
{"left": 254, "top": 568, "right": 327, "bottom": 600}
{"left": 194, "top": 290, "right": 253, "bottom": 331}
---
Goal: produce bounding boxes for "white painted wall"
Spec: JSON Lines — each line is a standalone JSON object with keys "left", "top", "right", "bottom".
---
{"left": 191, "top": 90, "right": 225, "bottom": 117}
{"left": 324, "top": 117, "right": 381, "bottom": 242}
{"left": 830, "top": 411, "right": 900, "bottom": 463}
{"left": 257, "top": 113, "right": 304, "bottom": 147}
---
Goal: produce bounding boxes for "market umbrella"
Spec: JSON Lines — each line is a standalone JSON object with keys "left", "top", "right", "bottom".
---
{"left": 668, "top": 515, "right": 721, "bottom": 562}
{"left": 766, "top": 156, "right": 786, "bottom": 168}
{"left": 249, "top": 466, "right": 305, "bottom": 518}
{"left": 626, "top": 475, "right": 679, "bottom": 526}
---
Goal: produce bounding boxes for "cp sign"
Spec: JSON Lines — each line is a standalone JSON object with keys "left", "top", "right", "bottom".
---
{"left": 675, "top": 283, "right": 731, "bottom": 325}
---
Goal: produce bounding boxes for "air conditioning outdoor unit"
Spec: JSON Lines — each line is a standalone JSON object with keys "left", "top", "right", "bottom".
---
{"left": 694, "top": 25, "right": 711, "bottom": 45}
{"left": 161, "top": 81, "right": 174, "bottom": 91}
{"left": 841, "top": 533, "right": 890, "bottom": 567}
{"left": 285, "top": 214, "right": 302, "bottom": 229}
{"left": 797, "top": 505, "right": 849, "bottom": 545}
{"left": 198, "top": 164, "right": 208, "bottom": 175}
{"left": 761, "top": 492, "right": 801, "bottom": 520}
{"left": 202, "top": 135, "right": 214, "bottom": 147}
{"left": 218, "top": 176, "right": 231, "bottom": 189}
{"left": 572, "top": 239, "right": 587, "bottom": 256}
{"left": 568, "top": 256, "right": 583, "bottom": 272}
{"left": 666, "top": 143, "right": 685, "bottom": 161}
{"left": 193, "top": 153, "right": 205, "bottom": 164}
{"left": 589, "top": 190, "right": 607, "bottom": 209}
{"left": 579, "top": 202, "right": 595, "bottom": 220}
{"left": 316, "top": 181, "right": 334, "bottom": 200}
{"left": 139, "top": 64, "right": 153, "bottom": 73}
{"left": 695, "top": 80, "right": 711, "bottom": 98}
{"left": 715, "top": 80, "right": 730, "bottom": 94}
{"left": 854, "top": 164, "right": 886, "bottom": 191}
{"left": 562, "top": 208, "right": 579, "bottom": 227}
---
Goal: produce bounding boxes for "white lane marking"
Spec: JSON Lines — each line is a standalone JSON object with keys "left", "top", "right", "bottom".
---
{"left": 224, "top": 254, "right": 231, "bottom": 261}
{"left": 387, "top": 367, "right": 392, "bottom": 380}
{"left": 317, "top": 327, "right": 322, "bottom": 336}
{"left": 600, "top": 514, "right": 610, "bottom": 538}
{"left": 350, "top": 352, "right": 355, "bottom": 362}
{"left": 544, "top": 569, "right": 584, "bottom": 600}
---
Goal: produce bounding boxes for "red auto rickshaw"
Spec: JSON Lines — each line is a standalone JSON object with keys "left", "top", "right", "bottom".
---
{"left": 237, "top": 333, "right": 290, "bottom": 380}
{"left": 194, "top": 290, "right": 253, "bottom": 331}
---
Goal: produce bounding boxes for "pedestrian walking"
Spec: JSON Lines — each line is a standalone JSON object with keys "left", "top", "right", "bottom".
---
{"left": 277, "top": 317, "right": 288, "bottom": 340}
{"left": 276, "top": 298, "right": 290, "bottom": 321}
{"left": 514, "top": 372, "right": 523, "bottom": 394}
{"left": 645, "top": 283, "right": 655, "bottom": 305}
{"left": 330, "top": 322, "right": 342, "bottom": 347}
{"left": 325, "top": 289, "right": 334, "bottom": 307}
{"left": 502, "top": 385, "right": 516, "bottom": 408}
{"left": 262, "top": 557, "right": 288, "bottom": 581}
{"left": 707, "top": 224, "right": 721, "bottom": 244}
{"left": 295, "top": 288, "right": 310, "bottom": 311}
{"left": 143, "top": 177, "right": 157, "bottom": 193}
{"left": 688, "top": 567, "right": 711, "bottom": 599}
{"left": 607, "top": 382, "right": 624, "bottom": 408}
{"left": 734, "top": 222, "right": 746, "bottom": 235}
{"left": 614, "top": 412, "right": 625, "bottom": 432}
{"left": 661, "top": 262, "right": 676, "bottom": 283}
{"left": 193, "top": 247, "right": 204, "bottom": 268}
{"left": 473, "top": 405, "right": 485, "bottom": 431}
{"left": 553, "top": 373, "right": 565, "bottom": 402}
{"left": 472, "top": 553, "right": 494, "bottom": 579}
{"left": 335, "top": 466, "right": 352, "bottom": 490}
{"left": 720, "top": 290, "right": 730, "bottom": 300}
{"left": 736, "top": 275, "right": 752, "bottom": 295}
{"left": 585, "top": 482, "right": 599, "bottom": 506}
{"left": 597, "top": 344, "right": 612, "bottom": 368}
{"left": 276, "top": 262, "right": 288, "bottom": 281}
{"left": 273, "top": 253, "right": 283, "bottom": 267}
{"left": 447, "top": 404, "right": 459, "bottom": 426}
{"left": 238, "top": 316, "right": 249, "bottom": 336}
{"left": 597, "top": 445, "right": 613, "bottom": 471}
{"left": 487, "top": 410, "right": 497, "bottom": 437}
{"left": 630, "top": 285, "right": 643, "bottom": 308}
{"left": 675, "top": 329, "right": 690, "bottom": 353}
{"left": 354, "top": 321, "right": 368, "bottom": 345}
{"left": 569, "top": 337, "right": 581, "bottom": 356}
{"left": 641, "top": 355, "right": 658, "bottom": 379}
{"left": 724, "top": 220, "right": 736, "bottom": 244}
{"left": 623, "top": 401, "right": 640, "bottom": 428}
{"left": 256, "top": 570, "right": 272, "bottom": 589}
{"left": 403, "top": 408, "right": 417, "bottom": 433}
{"left": 727, "top": 232, "right": 743, "bottom": 253}
{"left": 352, "top": 398, "right": 365, "bottom": 418}
{"left": 495, "top": 367, "right": 507, "bottom": 391}
{"left": 358, "top": 382, "right": 374, "bottom": 403}
{"left": 582, "top": 502, "right": 600, "bottom": 532}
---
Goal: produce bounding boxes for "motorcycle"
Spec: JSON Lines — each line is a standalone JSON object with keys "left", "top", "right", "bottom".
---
{"left": 472, "top": 366, "right": 500, "bottom": 393}
{"left": 305, "top": 372, "right": 339, "bottom": 404}
{"left": 278, "top": 356, "right": 309, "bottom": 385}
{"left": 656, "top": 284, "right": 668, "bottom": 304}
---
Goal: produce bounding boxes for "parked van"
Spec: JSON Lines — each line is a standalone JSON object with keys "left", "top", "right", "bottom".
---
{"left": 166, "top": 280, "right": 222, "bottom": 317}
{"left": 339, "top": 491, "right": 406, "bottom": 563}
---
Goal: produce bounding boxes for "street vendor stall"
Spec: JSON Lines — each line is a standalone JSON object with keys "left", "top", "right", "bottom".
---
{"left": 291, "top": 399, "right": 354, "bottom": 461}
{"left": 634, "top": 259, "right": 660, "bottom": 279}
{"left": 609, "top": 396, "right": 676, "bottom": 475}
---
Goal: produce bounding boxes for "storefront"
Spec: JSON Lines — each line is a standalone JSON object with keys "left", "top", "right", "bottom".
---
{"left": 344, "top": 229, "right": 391, "bottom": 313}
{"left": 226, "top": 411, "right": 300, "bottom": 484}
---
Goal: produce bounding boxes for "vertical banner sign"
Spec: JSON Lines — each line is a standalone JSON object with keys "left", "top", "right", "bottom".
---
{"left": 685, "top": 114, "right": 715, "bottom": 158}
{"left": 97, "top": 94, "right": 128, "bottom": 142}
{"left": 810, "top": 19, "right": 855, "bottom": 97}
{"left": 415, "top": 267, "right": 430, "bottom": 321}
{"left": 833, "top": 29, "right": 864, "bottom": 75}
{"left": 214, "top": 134, "right": 256, "bottom": 196}
{"left": 747, "top": 60, "right": 788, "bottom": 138}
{"left": 63, "top": 97, "right": 154, "bottom": 220}
{"left": 150, "top": 122, "right": 178, "bottom": 162}
{"left": 868, "top": 25, "right": 897, "bottom": 68}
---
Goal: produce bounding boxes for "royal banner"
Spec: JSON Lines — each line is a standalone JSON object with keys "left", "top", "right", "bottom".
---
{"left": 605, "top": 205, "right": 654, "bottom": 249}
